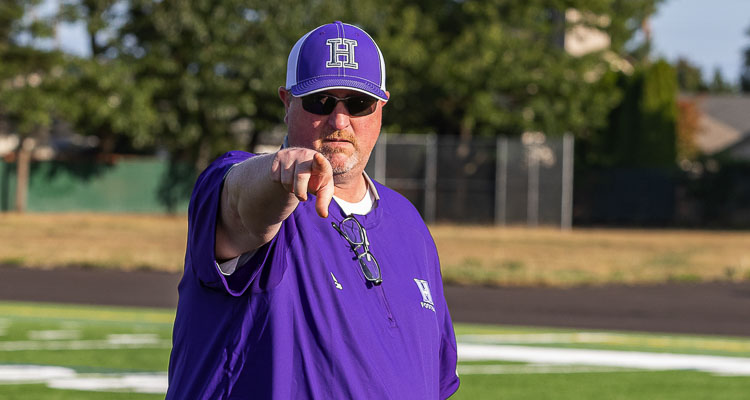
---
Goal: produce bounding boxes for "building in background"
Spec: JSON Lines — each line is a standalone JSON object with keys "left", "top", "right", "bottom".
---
{"left": 563, "top": 9, "right": 634, "bottom": 74}
{"left": 687, "top": 94, "right": 750, "bottom": 161}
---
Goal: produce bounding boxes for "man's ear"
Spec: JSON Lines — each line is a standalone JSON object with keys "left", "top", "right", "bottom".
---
{"left": 278, "top": 87, "right": 291, "bottom": 123}
{"left": 279, "top": 87, "right": 292, "bottom": 107}
{"left": 382, "top": 90, "right": 390, "bottom": 107}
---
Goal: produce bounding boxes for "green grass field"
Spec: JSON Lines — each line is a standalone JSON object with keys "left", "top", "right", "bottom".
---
{"left": 1, "top": 302, "right": 749, "bottom": 399}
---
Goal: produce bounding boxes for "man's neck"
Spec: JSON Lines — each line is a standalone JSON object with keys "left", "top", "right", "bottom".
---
{"left": 333, "top": 172, "right": 368, "bottom": 203}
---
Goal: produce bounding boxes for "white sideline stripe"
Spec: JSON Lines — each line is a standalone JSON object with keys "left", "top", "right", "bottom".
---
{"left": 107, "top": 333, "right": 162, "bottom": 344}
{"left": 460, "top": 332, "right": 614, "bottom": 344}
{"left": 0, "top": 365, "right": 167, "bottom": 394}
{"left": 458, "top": 363, "right": 636, "bottom": 375}
{"left": 28, "top": 330, "right": 81, "bottom": 341}
{"left": 47, "top": 373, "right": 168, "bottom": 394}
{"left": 459, "top": 333, "right": 750, "bottom": 351}
{"left": 0, "top": 365, "right": 77, "bottom": 381}
{"left": 458, "top": 343, "right": 750, "bottom": 376}
{"left": 0, "top": 336, "right": 170, "bottom": 351}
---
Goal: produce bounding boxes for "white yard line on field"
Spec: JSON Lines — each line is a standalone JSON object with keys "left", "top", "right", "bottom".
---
{"left": 0, "top": 333, "right": 170, "bottom": 351}
{"left": 460, "top": 332, "right": 613, "bottom": 344}
{"left": 47, "top": 373, "right": 168, "bottom": 394}
{"left": 1, "top": 340, "right": 749, "bottom": 394}
{"left": 0, "top": 365, "right": 167, "bottom": 394}
{"left": 0, "top": 365, "right": 77, "bottom": 382}
{"left": 28, "top": 330, "right": 81, "bottom": 340}
{"left": 457, "top": 363, "right": 638, "bottom": 375}
{"left": 458, "top": 343, "right": 750, "bottom": 376}
{"left": 459, "top": 333, "right": 750, "bottom": 352}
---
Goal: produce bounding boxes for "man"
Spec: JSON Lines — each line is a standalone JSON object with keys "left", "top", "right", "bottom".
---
{"left": 167, "top": 21, "right": 460, "bottom": 399}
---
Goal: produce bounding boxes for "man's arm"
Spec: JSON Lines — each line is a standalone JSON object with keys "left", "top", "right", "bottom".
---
{"left": 215, "top": 148, "right": 334, "bottom": 261}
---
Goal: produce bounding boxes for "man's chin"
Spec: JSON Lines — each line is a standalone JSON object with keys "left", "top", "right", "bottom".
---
{"left": 330, "top": 160, "right": 355, "bottom": 176}
{"left": 323, "top": 152, "right": 360, "bottom": 176}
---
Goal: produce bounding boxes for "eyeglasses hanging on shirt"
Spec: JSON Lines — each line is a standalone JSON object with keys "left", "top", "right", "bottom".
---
{"left": 332, "top": 215, "right": 383, "bottom": 285}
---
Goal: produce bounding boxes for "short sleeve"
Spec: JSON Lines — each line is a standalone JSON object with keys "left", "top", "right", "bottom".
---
{"left": 423, "top": 225, "right": 460, "bottom": 398}
{"left": 185, "top": 151, "right": 282, "bottom": 296}
{"left": 439, "top": 301, "right": 460, "bottom": 399}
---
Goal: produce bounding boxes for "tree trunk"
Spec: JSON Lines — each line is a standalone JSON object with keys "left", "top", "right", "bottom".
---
{"left": 14, "top": 137, "right": 35, "bottom": 213}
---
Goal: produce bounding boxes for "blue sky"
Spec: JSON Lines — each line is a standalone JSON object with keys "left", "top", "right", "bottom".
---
{"left": 650, "top": 0, "right": 750, "bottom": 84}
{"left": 49, "top": 1, "right": 750, "bottom": 84}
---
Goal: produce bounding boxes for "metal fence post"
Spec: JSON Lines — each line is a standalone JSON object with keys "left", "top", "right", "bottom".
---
{"left": 495, "top": 136, "right": 508, "bottom": 225}
{"left": 527, "top": 143, "right": 539, "bottom": 227}
{"left": 375, "top": 132, "right": 387, "bottom": 185}
{"left": 424, "top": 133, "right": 438, "bottom": 224}
{"left": 561, "top": 133, "right": 575, "bottom": 230}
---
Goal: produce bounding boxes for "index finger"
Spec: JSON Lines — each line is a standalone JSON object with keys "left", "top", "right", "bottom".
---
{"left": 311, "top": 152, "right": 334, "bottom": 218}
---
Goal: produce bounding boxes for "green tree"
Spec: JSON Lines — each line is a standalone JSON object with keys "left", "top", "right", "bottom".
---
{"left": 708, "top": 67, "right": 734, "bottom": 93}
{"left": 0, "top": 0, "right": 65, "bottom": 212}
{"left": 674, "top": 57, "right": 707, "bottom": 93}
{"left": 592, "top": 59, "right": 678, "bottom": 168}
{"left": 374, "top": 0, "right": 663, "bottom": 140}
{"left": 58, "top": 0, "right": 158, "bottom": 155}
{"left": 55, "top": 0, "right": 663, "bottom": 176}
{"left": 0, "top": 0, "right": 60, "bottom": 137}
{"left": 112, "top": 1, "right": 661, "bottom": 146}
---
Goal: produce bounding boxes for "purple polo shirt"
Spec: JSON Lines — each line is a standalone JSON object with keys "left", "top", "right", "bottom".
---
{"left": 167, "top": 151, "right": 460, "bottom": 399}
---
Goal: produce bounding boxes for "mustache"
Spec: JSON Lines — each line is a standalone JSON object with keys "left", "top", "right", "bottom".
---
{"left": 322, "top": 131, "right": 358, "bottom": 147}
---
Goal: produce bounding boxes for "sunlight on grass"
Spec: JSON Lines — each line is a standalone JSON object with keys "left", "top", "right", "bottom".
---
{"left": 1, "top": 213, "right": 749, "bottom": 286}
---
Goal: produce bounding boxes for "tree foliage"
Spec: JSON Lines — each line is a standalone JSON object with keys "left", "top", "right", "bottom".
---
{"left": 0, "top": 0, "right": 63, "bottom": 137}
{"left": 676, "top": 98, "right": 700, "bottom": 162}
{"left": 674, "top": 57, "right": 707, "bottom": 93}
{"left": 56, "top": 0, "right": 159, "bottom": 155}
{"left": 372, "top": 0, "right": 662, "bottom": 139}
{"left": 9, "top": 0, "right": 665, "bottom": 172}
{"left": 586, "top": 59, "right": 678, "bottom": 168}
{"left": 708, "top": 67, "right": 734, "bottom": 94}
{"left": 57, "top": 0, "right": 660, "bottom": 166}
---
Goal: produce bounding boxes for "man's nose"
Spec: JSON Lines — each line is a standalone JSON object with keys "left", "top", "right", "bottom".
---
{"left": 328, "top": 101, "right": 351, "bottom": 131}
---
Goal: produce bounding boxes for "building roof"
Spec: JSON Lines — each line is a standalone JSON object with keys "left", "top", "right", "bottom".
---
{"left": 683, "top": 94, "right": 750, "bottom": 157}
{"left": 698, "top": 95, "right": 750, "bottom": 136}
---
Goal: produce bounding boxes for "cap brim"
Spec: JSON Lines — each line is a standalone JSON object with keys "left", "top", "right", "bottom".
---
{"left": 290, "top": 77, "right": 388, "bottom": 102}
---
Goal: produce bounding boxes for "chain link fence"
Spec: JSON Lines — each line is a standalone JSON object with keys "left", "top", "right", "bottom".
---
{"left": 364, "top": 133, "right": 574, "bottom": 228}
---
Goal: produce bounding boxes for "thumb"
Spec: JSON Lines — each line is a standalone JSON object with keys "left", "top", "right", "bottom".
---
{"left": 311, "top": 152, "right": 334, "bottom": 218}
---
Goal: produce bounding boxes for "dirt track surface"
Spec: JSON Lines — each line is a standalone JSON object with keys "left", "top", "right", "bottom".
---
{"left": 1, "top": 265, "right": 749, "bottom": 337}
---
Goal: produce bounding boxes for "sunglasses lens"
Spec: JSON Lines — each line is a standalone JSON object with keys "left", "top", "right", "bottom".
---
{"left": 302, "top": 94, "right": 337, "bottom": 115}
{"left": 345, "top": 96, "right": 378, "bottom": 116}
{"left": 301, "top": 94, "right": 378, "bottom": 116}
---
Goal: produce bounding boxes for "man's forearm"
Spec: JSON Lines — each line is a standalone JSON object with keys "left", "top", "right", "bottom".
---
{"left": 215, "top": 149, "right": 334, "bottom": 260}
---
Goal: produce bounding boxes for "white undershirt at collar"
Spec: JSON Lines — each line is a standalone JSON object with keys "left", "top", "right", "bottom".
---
{"left": 333, "top": 171, "right": 379, "bottom": 216}
{"left": 333, "top": 186, "right": 374, "bottom": 216}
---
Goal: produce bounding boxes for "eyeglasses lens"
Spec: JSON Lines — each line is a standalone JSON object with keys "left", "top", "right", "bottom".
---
{"left": 359, "top": 253, "right": 381, "bottom": 282}
{"left": 340, "top": 218, "right": 363, "bottom": 244}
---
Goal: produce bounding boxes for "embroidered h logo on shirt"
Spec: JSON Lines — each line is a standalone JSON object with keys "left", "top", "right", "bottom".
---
{"left": 414, "top": 279, "right": 435, "bottom": 312}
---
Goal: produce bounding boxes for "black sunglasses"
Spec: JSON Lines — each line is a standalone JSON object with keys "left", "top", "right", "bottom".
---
{"left": 301, "top": 93, "right": 379, "bottom": 117}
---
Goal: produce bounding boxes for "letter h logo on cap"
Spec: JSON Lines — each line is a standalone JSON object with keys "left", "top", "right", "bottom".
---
{"left": 326, "top": 38, "right": 358, "bottom": 69}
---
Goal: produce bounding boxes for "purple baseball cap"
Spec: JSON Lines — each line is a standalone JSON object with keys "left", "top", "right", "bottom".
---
{"left": 285, "top": 21, "right": 388, "bottom": 101}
